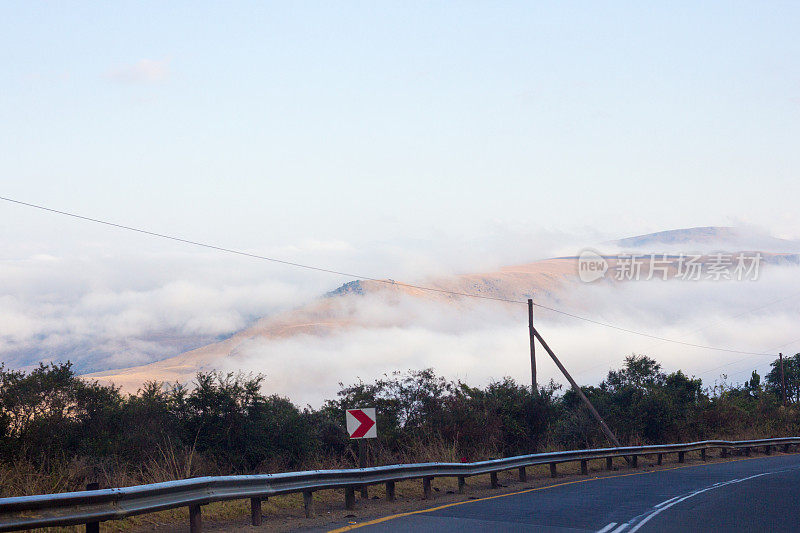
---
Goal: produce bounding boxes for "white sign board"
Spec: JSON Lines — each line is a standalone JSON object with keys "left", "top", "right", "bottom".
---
{"left": 346, "top": 408, "right": 377, "bottom": 439}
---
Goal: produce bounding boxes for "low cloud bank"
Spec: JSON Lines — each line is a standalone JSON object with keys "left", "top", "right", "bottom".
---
{"left": 0, "top": 251, "right": 322, "bottom": 372}
{"left": 223, "top": 264, "right": 800, "bottom": 407}
{"left": 3, "top": 226, "right": 799, "bottom": 404}
{"left": 0, "top": 226, "right": 579, "bottom": 373}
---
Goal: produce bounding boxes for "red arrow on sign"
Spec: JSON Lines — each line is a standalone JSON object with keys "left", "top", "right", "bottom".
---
{"left": 348, "top": 409, "right": 375, "bottom": 439}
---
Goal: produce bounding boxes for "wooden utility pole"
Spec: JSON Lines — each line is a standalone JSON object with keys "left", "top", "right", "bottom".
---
{"left": 528, "top": 299, "right": 536, "bottom": 393}
{"left": 780, "top": 353, "right": 787, "bottom": 407}
{"left": 528, "top": 321, "right": 622, "bottom": 448}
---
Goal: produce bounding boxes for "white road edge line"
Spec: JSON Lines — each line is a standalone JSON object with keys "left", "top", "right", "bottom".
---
{"left": 653, "top": 495, "right": 680, "bottom": 508}
{"left": 609, "top": 523, "right": 628, "bottom": 533}
{"left": 626, "top": 472, "right": 772, "bottom": 533}
{"left": 596, "top": 522, "right": 618, "bottom": 533}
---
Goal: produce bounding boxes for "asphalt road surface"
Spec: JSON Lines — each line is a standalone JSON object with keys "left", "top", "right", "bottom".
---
{"left": 331, "top": 453, "right": 800, "bottom": 532}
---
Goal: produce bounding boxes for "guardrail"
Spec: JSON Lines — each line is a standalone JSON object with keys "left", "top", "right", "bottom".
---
{"left": 1, "top": 437, "right": 797, "bottom": 532}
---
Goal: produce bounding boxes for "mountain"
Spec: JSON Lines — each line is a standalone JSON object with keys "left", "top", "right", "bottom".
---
{"left": 611, "top": 226, "right": 800, "bottom": 253}
{"left": 613, "top": 227, "right": 739, "bottom": 247}
{"left": 86, "top": 227, "right": 800, "bottom": 392}
{"left": 85, "top": 256, "right": 580, "bottom": 391}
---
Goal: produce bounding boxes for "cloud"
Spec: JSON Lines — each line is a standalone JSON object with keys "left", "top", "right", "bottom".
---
{"left": 106, "top": 58, "right": 170, "bottom": 84}
{"left": 3, "top": 226, "right": 800, "bottom": 408}
{"left": 0, "top": 249, "right": 325, "bottom": 372}
{"left": 0, "top": 225, "right": 573, "bottom": 375}
{"left": 220, "top": 264, "right": 800, "bottom": 407}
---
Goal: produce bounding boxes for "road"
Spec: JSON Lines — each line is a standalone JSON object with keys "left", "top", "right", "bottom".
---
{"left": 328, "top": 453, "right": 800, "bottom": 532}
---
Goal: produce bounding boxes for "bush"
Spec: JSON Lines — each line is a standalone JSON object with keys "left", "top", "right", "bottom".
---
{"left": 2, "top": 354, "right": 799, "bottom": 496}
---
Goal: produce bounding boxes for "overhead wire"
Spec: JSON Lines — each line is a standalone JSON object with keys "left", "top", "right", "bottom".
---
{"left": 0, "top": 194, "right": 785, "bottom": 358}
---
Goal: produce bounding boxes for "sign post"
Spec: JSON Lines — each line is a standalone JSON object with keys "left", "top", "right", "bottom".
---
{"left": 346, "top": 408, "right": 377, "bottom": 499}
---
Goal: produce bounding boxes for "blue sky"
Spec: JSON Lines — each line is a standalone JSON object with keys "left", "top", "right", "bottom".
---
{"left": 2, "top": 2, "right": 799, "bottom": 253}
{"left": 2, "top": 3, "right": 800, "bottom": 396}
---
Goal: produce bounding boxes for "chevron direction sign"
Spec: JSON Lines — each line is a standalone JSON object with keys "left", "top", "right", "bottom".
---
{"left": 346, "top": 408, "right": 377, "bottom": 439}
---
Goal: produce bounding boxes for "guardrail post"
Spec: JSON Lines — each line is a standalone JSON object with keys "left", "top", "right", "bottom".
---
{"left": 360, "top": 484, "right": 368, "bottom": 499}
{"left": 17, "top": 438, "right": 800, "bottom": 532}
{"left": 606, "top": 457, "right": 613, "bottom": 470}
{"left": 423, "top": 477, "right": 432, "bottom": 499}
{"left": 85, "top": 483, "right": 100, "bottom": 533}
{"left": 345, "top": 488, "right": 356, "bottom": 510}
{"left": 250, "top": 497, "right": 263, "bottom": 526}
{"left": 189, "top": 504, "right": 201, "bottom": 533}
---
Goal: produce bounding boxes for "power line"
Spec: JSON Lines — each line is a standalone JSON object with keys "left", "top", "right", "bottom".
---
{"left": 635, "top": 291, "right": 800, "bottom": 355}
{"left": 571, "top": 296, "right": 799, "bottom": 378}
{"left": 698, "top": 338, "right": 800, "bottom": 378}
{"left": 0, "top": 195, "right": 777, "bottom": 357}
{"left": 532, "top": 303, "right": 771, "bottom": 355}
{"left": 0, "top": 195, "right": 523, "bottom": 304}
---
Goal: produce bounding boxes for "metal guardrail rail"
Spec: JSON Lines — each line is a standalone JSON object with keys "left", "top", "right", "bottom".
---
{"left": 0, "top": 437, "right": 797, "bottom": 532}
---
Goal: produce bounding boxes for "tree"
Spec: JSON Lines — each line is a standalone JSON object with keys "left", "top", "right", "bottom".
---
{"left": 765, "top": 354, "right": 800, "bottom": 404}
{"left": 558, "top": 355, "right": 706, "bottom": 445}
{"left": 745, "top": 370, "right": 761, "bottom": 397}
{"left": 603, "top": 354, "right": 665, "bottom": 392}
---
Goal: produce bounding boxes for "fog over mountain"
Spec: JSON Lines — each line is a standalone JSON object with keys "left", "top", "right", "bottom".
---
{"left": 3, "top": 225, "right": 799, "bottom": 406}
{"left": 52, "top": 226, "right": 796, "bottom": 406}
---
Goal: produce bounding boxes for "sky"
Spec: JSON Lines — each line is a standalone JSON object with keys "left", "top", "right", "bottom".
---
{"left": 1, "top": 3, "right": 799, "bottom": 403}
{"left": 2, "top": 2, "right": 799, "bottom": 245}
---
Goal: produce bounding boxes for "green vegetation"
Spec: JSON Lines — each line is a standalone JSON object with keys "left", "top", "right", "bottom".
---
{"left": 1, "top": 354, "right": 799, "bottom": 497}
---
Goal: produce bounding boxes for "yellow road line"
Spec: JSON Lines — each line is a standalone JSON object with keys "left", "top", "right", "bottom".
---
{"left": 328, "top": 452, "right": 797, "bottom": 532}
